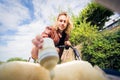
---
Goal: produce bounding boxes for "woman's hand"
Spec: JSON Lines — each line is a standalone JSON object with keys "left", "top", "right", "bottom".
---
{"left": 64, "top": 41, "right": 71, "bottom": 46}
{"left": 64, "top": 41, "right": 71, "bottom": 49}
{"left": 32, "top": 35, "right": 44, "bottom": 49}
{"left": 31, "top": 35, "right": 44, "bottom": 60}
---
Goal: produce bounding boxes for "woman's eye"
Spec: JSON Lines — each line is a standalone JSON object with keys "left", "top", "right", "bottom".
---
{"left": 59, "top": 20, "right": 63, "bottom": 22}
{"left": 63, "top": 20, "right": 66, "bottom": 23}
{"left": 59, "top": 19, "right": 66, "bottom": 23}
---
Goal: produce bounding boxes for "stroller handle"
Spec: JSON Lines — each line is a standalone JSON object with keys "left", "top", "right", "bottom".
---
{"left": 57, "top": 45, "right": 81, "bottom": 60}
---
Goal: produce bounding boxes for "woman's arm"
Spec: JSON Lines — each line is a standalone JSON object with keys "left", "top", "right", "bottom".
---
{"left": 31, "top": 26, "right": 54, "bottom": 60}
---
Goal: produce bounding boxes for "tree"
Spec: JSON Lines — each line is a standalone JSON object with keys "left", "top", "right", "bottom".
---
{"left": 0, "top": 61, "right": 4, "bottom": 64}
{"left": 73, "top": 2, "right": 114, "bottom": 30}
{"left": 7, "top": 57, "right": 27, "bottom": 62}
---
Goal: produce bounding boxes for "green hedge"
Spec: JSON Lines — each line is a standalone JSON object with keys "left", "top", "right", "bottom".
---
{"left": 82, "top": 29, "right": 120, "bottom": 71}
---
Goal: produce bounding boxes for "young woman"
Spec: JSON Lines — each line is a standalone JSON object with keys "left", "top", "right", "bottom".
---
{"left": 31, "top": 12, "right": 73, "bottom": 61}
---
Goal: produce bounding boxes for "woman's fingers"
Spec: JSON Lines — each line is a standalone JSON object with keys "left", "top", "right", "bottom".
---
{"left": 36, "top": 35, "right": 43, "bottom": 41}
{"left": 32, "top": 37, "right": 44, "bottom": 49}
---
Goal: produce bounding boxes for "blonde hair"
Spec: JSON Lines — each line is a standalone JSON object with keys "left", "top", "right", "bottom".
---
{"left": 53, "top": 12, "right": 73, "bottom": 35}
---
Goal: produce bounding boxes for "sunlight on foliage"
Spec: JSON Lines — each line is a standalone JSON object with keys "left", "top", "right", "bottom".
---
{"left": 70, "top": 20, "right": 99, "bottom": 45}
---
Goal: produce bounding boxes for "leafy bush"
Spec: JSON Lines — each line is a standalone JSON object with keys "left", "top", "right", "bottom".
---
{"left": 82, "top": 29, "right": 120, "bottom": 71}
{"left": 70, "top": 21, "right": 98, "bottom": 46}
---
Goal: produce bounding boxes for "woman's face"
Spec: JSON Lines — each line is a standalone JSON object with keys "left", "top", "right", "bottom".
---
{"left": 57, "top": 15, "right": 68, "bottom": 31}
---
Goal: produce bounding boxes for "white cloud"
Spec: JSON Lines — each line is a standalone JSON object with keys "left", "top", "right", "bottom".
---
{"left": 0, "top": 19, "right": 47, "bottom": 61}
{"left": 0, "top": 0, "right": 30, "bottom": 32}
{"left": 33, "top": 0, "right": 91, "bottom": 23}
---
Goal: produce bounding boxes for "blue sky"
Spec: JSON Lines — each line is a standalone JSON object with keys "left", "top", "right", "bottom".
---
{"left": 0, "top": 0, "right": 92, "bottom": 61}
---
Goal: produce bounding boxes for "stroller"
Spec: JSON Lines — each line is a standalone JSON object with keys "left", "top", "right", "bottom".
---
{"left": 57, "top": 45, "right": 81, "bottom": 61}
